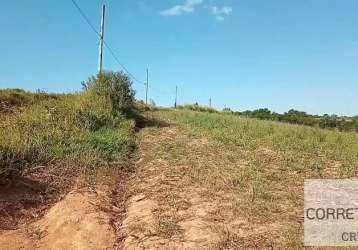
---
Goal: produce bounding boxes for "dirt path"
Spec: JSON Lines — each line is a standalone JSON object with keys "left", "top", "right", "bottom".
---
{"left": 0, "top": 124, "right": 224, "bottom": 250}
{"left": 0, "top": 120, "right": 280, "bottom": 249}
{"left": 122, "top": 125, "right": 225, "bottom": 249}
{"left": 123, "top": 119, "right": 284, "bottom": 249}
{"left": 0, "top": 187, "right": 116, "bottom": 250}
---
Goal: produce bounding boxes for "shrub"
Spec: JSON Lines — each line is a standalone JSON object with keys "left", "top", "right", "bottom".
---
{"left": 177, "top": 104, "right": 218, "bottom": 113}
{"left": 0, "top": 71, "right": 137, "bottom": 177}
{"left": 237, "top": 108, "right": 358, "bottom": 133}
{"left": 83, "top": 71, "right": 135, "bottom": 115}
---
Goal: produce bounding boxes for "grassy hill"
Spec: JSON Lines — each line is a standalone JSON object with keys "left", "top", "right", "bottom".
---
{"left": 151, "top": 108, "right": 358, "bottom": 247}
{"left": 0, "top": 88, "right": 136, "bottom": 177}
{"left": 156, "top": 109, "right": 358, "bottom": 176}
{"left": 1, "top": 86, "right": 357, "bottom": 247}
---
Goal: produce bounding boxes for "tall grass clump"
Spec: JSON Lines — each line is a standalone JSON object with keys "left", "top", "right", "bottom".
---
{"left": 0, "top": 71, "right": 137, "bottom": 177}
{"left": 177, "top": 103, "right": 218, "bottom": 113}
{"left": 0, "top": 88, "right": 58, "bottom": 113}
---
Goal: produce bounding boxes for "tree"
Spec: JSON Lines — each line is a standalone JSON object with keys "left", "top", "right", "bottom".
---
{"left": 84, "top": 71, "right": 135, "bottom": 114}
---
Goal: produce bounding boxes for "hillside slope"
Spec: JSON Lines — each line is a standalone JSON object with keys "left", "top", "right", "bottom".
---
{"left": 122, "top": 109, "right": 358, "bottom": 249}
{"left": 0, "top": 72, "right": 137, "bottom": 249}
{"left": 2, "top": 98, "right": 357, "bottom": 249}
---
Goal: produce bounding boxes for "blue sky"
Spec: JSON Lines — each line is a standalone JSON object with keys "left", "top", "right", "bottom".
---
{"left": 1, "top": 0, "right": 357, "bottom": 116}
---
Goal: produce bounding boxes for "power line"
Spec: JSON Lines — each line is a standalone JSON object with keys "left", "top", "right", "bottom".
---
{"left": 146, "top": 68, "right": 149, "bottom": 105}
{"left": 149, "top": 85, "right": 174, "bottom": 95}
{"left": 70, "top": 0, "right": 145, "bottom": 86}
{"left": 103, "top": 41, "right": 146, "bottom": 85}
{"left": 98, "top": 4, "right": 105, "bottom": 73}
{"left": 70, "top": 0, "right": 176, "bottom": 101}
{"left": 175, "top": 85, "right": 177, "bottom": 108}
{"left": 70, "top": 0, "right": 100, "bottom": 37}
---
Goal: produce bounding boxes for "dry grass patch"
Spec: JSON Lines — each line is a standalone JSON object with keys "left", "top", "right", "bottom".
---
{"left": 153, "top": 109, "right": 358, "bottom": 248}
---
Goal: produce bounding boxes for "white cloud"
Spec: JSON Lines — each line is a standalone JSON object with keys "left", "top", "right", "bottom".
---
{"left": 215, "top": 15, "right": 225, "bottom": 22}
{"left": 212, "top": 6, "right": 232, "bottom": 16}
{"left": 212, "top": 6, "right": 232, "bottom": 21}
{"left": 161, "top": 0, "right": 204, "bottom": 16}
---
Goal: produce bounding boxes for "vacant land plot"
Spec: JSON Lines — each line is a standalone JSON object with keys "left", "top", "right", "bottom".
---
{"left": 122, "top": 109, "right": 358, "bottom": 249}
{"left": 2, "top": 93, "right": 357, "bottom": 249}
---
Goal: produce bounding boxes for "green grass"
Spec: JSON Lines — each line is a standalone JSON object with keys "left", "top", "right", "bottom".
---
{"left": 176, "top": 104, "right": 218, "bottom": 113}
{"left": 153, "top": 109, "right": 358, "bottom": 248}
{"left": 0, "top": 87, "right": 136, "bottom": 177}
{"left": 156, "top": 109, "right": 358, "bottom": 177}
{"left": 0, "top": 88, "right": 58, "bottom": 113}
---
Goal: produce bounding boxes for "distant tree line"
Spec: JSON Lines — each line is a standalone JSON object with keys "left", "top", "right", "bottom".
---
{"left": 233, "top": 108, "right": 358, "bottom": 133}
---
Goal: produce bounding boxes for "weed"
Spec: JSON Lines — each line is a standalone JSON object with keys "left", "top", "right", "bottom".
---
{"left": 155, "top": 215, "right": 181, "bottom": 238}
{"left": 0, "top": 71, "right": 137, "bottom": 178}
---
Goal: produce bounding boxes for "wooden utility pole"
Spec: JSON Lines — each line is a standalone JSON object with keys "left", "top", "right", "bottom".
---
{"left": 174, "top": 85, "right": 178, "bottom": 108}
{"left": 98, "top": 5, "right": 105, "bottom": 73}
{"left": 146, "top": 68, "right": 149, "bottom": 105}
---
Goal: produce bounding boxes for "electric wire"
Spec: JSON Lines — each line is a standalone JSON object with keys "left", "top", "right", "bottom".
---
{"left": 70, "top": 0, "right": 174, "bottom": 98}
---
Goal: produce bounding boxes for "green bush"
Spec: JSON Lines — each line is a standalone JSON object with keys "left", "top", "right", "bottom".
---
{"left": 0, "top": 71, "right": 137, "bottom": 176}
{"left": 177, "top": 103, "right": 218, "bottom": 113}
{"left": 83, "top": 71, "right": 135, "bottom": 115}
{"left": 236, "top": 108, "right": 358, "bottom": 133}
